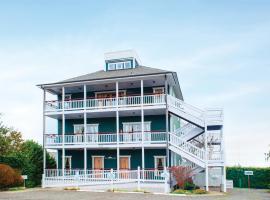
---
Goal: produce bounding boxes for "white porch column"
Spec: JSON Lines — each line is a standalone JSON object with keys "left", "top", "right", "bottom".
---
{"left": 43, "top": 89, "right": 46, "bottom": 175}
{"left": 84, "top": 84, "right": 87, "bottom": 173}
{"left": 221, "top": 126, "right": 226, "bottom": 192}
{"left": 141, "top": 80, "right": 145, "bottom": 170}
{"left": 62, "top": 87, "right": 65, "bottom": 174}
{"left": 165, "top": 76, "right": 169, "bottom": 168}
{"left": 204, "top": 117, "right": 209, "bottom": 191}
{"left": 116, "top": 82, "right": 120, "bottom": 174}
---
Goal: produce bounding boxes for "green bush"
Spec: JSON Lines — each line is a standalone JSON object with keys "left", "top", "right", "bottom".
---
{"left": 0, "top": 155, "right": 24, "bottom": 169}
{"left": 183, "top": 182, "right": 196, "bottom": 190}
{"left": 226, "top": 167, "right": 270, "bottom": 189}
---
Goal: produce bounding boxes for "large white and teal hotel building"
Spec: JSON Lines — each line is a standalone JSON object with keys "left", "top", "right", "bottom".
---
{"left": 38, "top": 50, "right": 226, "bottom": 191}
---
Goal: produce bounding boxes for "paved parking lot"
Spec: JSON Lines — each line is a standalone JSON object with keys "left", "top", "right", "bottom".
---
{"left": 0, "top": 188, "right": 269, "bottom": 200}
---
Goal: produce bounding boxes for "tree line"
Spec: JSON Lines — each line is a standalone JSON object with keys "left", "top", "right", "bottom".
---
{"left": 0, "top": 115, "right": 55, "bottom": 189}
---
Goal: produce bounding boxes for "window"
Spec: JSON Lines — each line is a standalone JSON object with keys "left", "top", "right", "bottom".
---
{"left": 116, "top": 62, "right": 124, "bottom": 69}
{"left": 122, "top": 122, "right": 151, "bottom": 142}
{"left": 124, "top": 61, "right": 131, "bottom": 69}
{"left": 153, "top": 87, "right": 165, "bottom": 94}
{"left": 64, "top": 156, "right": 72, "bottom": 169}
{"left": 74, "top": 125, "right": 84, "bottom": 134}
{"left": 64, "top": 94, "right": 71, "bottom": 100}
{"left": 154, "top": 156, "right": 166, "bottom": 170}
{"left": 108, "top": 63, "right": 116, "bottom": 70}
{"left": 73, "top": 124, "right": 99, "bottom": 134}
{"left": 122, "top": 122, "right": 151, "bottom": 133}
{"left": 107, "top": 61, "right": 132, "bottom": 70}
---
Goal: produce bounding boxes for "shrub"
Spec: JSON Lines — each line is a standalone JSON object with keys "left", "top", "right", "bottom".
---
{"left": 0, "top": 164, "right": 23, "bottom": 189}
{"left": 226, "top": 167, "right": 270, "bottom": 189}
{"left": 0, "top": 156, "right": 24, "bottom": 169}
{"left": 183, "top": 182, "right": 196, "bottom": 190}
{"left": 192, "top": 189, "right": 207, "bottom": 194}
{"left": 170, "top": 166, "right": 191, "bottom": 189}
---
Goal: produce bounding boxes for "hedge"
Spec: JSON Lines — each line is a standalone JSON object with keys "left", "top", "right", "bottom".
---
{"left": 226, "top": 167, "right": 270, "bottom": 189}
{"left": 0, "top": 156, "right": 24, "bottom": 169}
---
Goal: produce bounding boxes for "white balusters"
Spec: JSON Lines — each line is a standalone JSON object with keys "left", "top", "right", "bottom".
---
{"left": 45, "top": 94, "right": 166, "bottom": 112}
{"left": 169, "top": 132, "right": 205, "bottom": 160}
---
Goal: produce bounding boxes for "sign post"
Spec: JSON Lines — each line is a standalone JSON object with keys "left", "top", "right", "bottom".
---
{"left": 21, "top": 175, "right": 28, "bottom": 188}
{"left": 244, "top": 171, "right": 253, "bottom": 189}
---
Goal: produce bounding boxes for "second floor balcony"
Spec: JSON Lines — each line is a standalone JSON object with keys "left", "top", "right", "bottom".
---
{"left": 45, "top": 131, "right": 167, "bottom": 148}
{"left": 45, "top": 94, "right": 165, "bottom": 113}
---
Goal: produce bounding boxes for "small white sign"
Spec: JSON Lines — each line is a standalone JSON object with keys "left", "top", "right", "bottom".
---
{"left": 244, "top": 171, "right": 253, "bottom": 176}
{"left": 22, "top": 175, "right": 28, "bottom": 179}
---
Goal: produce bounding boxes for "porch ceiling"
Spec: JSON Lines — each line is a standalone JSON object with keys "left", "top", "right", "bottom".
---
{"left": 45, "top": 75, "right": 166, "bottom": 95}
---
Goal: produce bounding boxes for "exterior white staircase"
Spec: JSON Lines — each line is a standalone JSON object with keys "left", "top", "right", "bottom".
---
{"left": 167, "top": 95, "right": 224, "bottom": 175}
{"left": 168, "top": 95, "right": 205, "bottom": 127}
{"left": 174, "top": 123, "right": 204, "bottom": 142}
{"left": 169, "top": 132, "right": 206, "bottom": 168}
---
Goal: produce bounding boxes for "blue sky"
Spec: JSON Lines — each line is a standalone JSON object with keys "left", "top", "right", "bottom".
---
{"left": 0, "top": 0, "right": 269, "bottom": 166}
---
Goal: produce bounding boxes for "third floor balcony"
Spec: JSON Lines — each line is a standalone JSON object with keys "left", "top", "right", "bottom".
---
{"left": 45, "top": 93, "right": 166, "bottom": 113}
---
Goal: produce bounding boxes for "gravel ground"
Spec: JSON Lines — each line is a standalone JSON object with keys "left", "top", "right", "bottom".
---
{"left": 0, "top": 188, "right": 269, "bottom": 200}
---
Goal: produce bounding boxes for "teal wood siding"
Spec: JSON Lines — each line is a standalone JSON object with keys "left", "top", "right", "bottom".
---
{"left": 57, "top": 149, "right": 166, "bottom": 169}
{"left": 58, "top": 115, "right": 166, "bottom": 134}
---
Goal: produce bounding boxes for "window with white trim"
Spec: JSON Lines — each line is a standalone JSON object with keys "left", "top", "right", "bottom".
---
{"left": 153, "top": 87, "right": 165, "bottom": 94}
{"left": 108, "top": 63, "right": 116, "bottom": 70}
{"left": 154, "top": 156, "right": 166, "bottom": 170}
{"left": 122, "top": 122, "right": 151, "bottom": 133}
{"left": 124, "top": 61, "right": 131, "bottom": 69}
{"left": 107, "top": 61, "right": 132, "bottom": 71}
{"left": 116, "top": 62, "right": 124, "bottom": 69}
{"left": 64, "top": 156, "right": 72, "bottom": 169}
{"left": 73, "top": 124, "right": 99, "bottom": 134}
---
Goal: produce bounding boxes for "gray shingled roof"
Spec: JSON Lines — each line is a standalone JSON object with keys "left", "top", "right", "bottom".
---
{"left": 46, "top": 66, "right": 172, "bottom": 85}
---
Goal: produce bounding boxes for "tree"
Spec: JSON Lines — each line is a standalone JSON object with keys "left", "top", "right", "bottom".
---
{"left": 0, "top": 115, "right": 56, "bottom": 187}
{"left": 17, "top": 140, "right": 56, "bottom": 187}
{"left": 0, "top": 116, "right": 23, "bottom": 156}
{"left": 265, "top": 145, "right": 270, "bottom": 162}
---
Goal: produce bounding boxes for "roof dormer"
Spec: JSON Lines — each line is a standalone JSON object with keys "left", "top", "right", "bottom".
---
{"left": 104, "top": 50, "right": 141, "bottom": 71}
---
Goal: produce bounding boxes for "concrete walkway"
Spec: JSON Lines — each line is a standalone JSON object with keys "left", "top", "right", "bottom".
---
{"left": 0, "top": 188, "right": 269, "bottom": 200}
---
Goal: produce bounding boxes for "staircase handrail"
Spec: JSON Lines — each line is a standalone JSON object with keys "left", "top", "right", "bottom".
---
{"left": 169, "top": 132, "right": 205, "bottom": 161}
{"left": 167, "top": 95, "right": 205, "bottom": 126}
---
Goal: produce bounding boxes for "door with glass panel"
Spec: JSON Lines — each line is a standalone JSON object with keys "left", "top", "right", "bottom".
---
{"left": 122, "top": 122, "right": 151, "bottom": 142}
{"left": 86, "top": 124, "right": 99, "bottom": 143}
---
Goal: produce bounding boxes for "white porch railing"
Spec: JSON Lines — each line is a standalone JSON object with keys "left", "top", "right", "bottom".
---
{"left": 45, "top": 94, "right": 166, "bottom": 112}
{"left": 86, "top": 133, "right": 117, "bottom": 144}
{"left": 167, "top": 95, "right": 205, "bottom": 127}
{"left": 169, "top": 132, "right": 205, "bottom": 161}
{"left": 44, "top": 169, "right": 165, "bottom": 180}
{"left": 45, "top": 132, "right": 167, "bottom": 146}
{"left": 43, "top": 168, "right": 167, "bottom": 188}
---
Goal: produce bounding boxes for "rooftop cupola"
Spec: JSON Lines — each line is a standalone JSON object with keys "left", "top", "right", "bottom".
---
{"left": 104, "top": 50, "right": 141, "bottom": 71}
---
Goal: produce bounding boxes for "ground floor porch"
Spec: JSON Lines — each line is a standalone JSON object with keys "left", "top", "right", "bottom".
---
{"left": 56, "top": 148, "right": 170, "bottom": 171}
